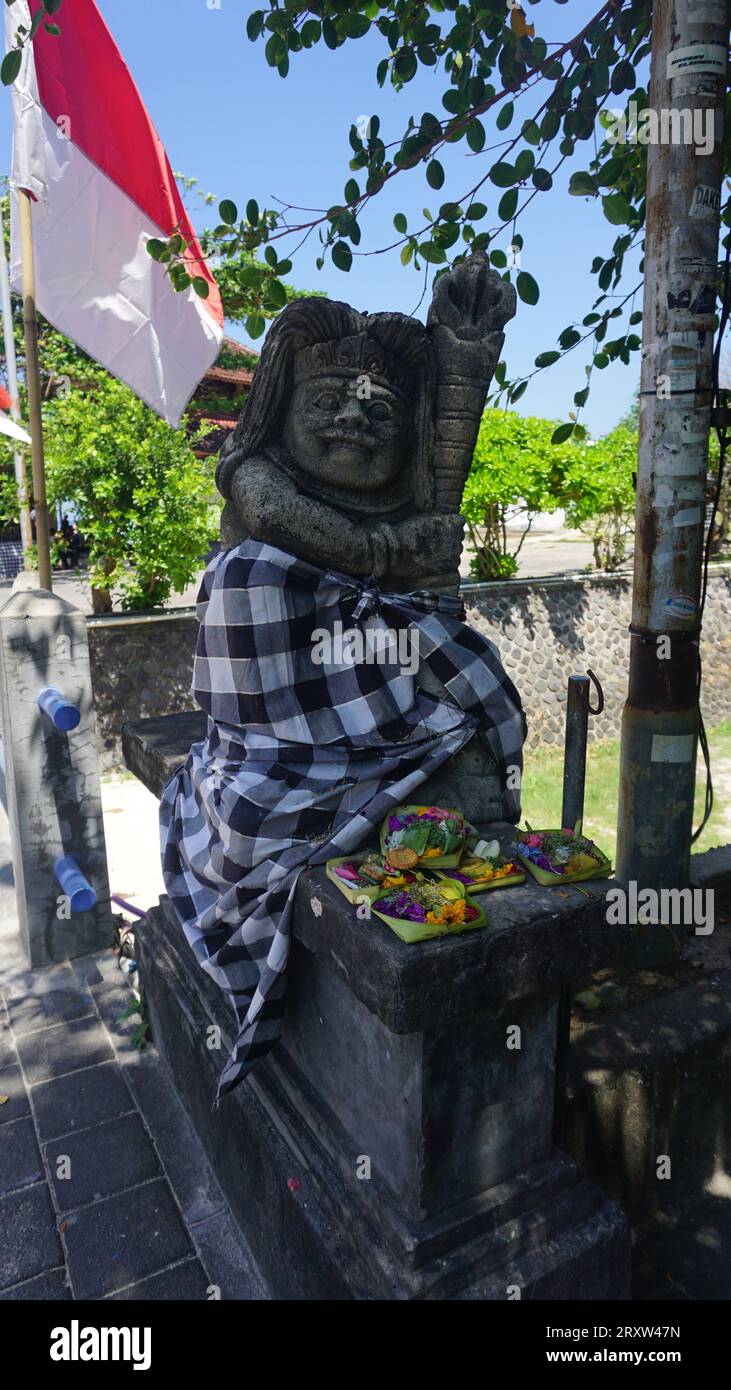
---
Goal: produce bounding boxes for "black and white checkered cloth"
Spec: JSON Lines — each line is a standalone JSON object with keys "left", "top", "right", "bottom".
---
{"left": 0, "top": 541, "right": 23, "bottom": 579}
{"left": 160, "top": 540, "right": 526, "bottom": 1099}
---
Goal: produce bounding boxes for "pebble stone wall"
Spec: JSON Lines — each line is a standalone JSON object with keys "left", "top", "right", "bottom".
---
{"left": 86, "top": 566, "right": 731, "bottom": 768}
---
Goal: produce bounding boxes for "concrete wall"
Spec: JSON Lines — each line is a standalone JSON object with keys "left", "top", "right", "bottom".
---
{"left": 85, "top": 564, "right": 731, "bottom": 768}
{"left": 88, "top": 612, "right": 198, "bottom": 771}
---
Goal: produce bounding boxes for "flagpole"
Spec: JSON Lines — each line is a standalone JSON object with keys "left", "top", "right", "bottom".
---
{"left": 17, "top": 188, "right": 52, "bottom": 591}
{"left": 0, "top": 198, "right": 32, "bottom": 555}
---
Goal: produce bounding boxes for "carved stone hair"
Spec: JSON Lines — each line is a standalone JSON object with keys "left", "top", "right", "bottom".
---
{"left": 216, "top": 297, "right": 437, "bottom": 511}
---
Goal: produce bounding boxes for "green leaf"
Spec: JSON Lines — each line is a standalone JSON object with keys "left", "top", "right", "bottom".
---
{"left": 393, "top": 212, "right": 408, "bottom": 234}
{"left": 489, "top": 162, "right": 516, "bottom": 188}
{"left": 344, "top": 178, "right": 360, "bottom": 204}
{"left": 426, "top": 159, "right": 445, "bottom": 189}
{"left": 246, "top": 314, "right": 266, "bottom": 339}
{"left": 192, "top": 277, "right": 209, "bottom": 299}
{"left": 521, "top": 120, "right": 541, "bottom": 146}
{"left": 219, "top": 199, "right": 238, "bottom": 226}
{"left": 568, "top": 171, "right": 597, "bottom": 197}
{"left": 418, "top": 240, "right": 447, "bottom": 264}
{"left": 339, "top": 12, "right": 371, "bottom": 39}
{"left": 496, "top": 102, "right": 514, "bottom": 131}
{"left": 541, "top": 110, "right": 560, "bottom": 141}
{"left": 43, "top": 21, "right": 60, "bottom": 34}
{"left": 394, "top": 49, "right": 417, "bottom": 82}
{"left": 146, "top": 238, "right": 167, "bottom": 262}
{"left": 514, "top": 149, "right": 535, "bottom": 181}
{"left": 1, "top": 49, "right": 21, "bottom": 86}
{"left": 264, "top": 33, "right": 286, "bottom": 66}
{"left": 264, "top": 279, "right": 287, "bottom": 309}
{"left": 532, "top": 168, "right": 553, "bottom": 192}
{"left": 498, "top": 188, "right": 519, "bottom": 221}
{"left": 510, "top": 381, "right": 528, "bottom": 402}
{"left": 43, "top": 0, "right": 63, "bottom": 12}
{"left": 535, "top": 351, "right": 561, "bottom": 368}
{"left": 246, "top": 199, "right": 259, "bottom": 225}
{"left": 246, "top": 10, "right": 264, "bottom": 40}
{"left": 551, "top": 423, "right": 575, "bottom": 445}
{"left": 465, "top": 119, "right": 485, "bottom": 152}
{"left": 516, "top": 271, "right": 540, "bottom": 306}
{"left": 602, "top": 193, "right": 631, "bottom": 225}
{"left": 332, "top": 241, "right": 353, "bottom": 271}
{"left": 301, "top": 18, "right": 321, "bottom": 47}
{"left": 400, "top": 243, "right": 414, "bottom": 265}
{"left": 466, "top": 201, "right": 487, "bottom": 221}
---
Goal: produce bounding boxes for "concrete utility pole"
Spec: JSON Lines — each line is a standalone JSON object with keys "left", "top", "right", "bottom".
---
{"left": 616, "top": 0, "right": 730, "bottom": 891}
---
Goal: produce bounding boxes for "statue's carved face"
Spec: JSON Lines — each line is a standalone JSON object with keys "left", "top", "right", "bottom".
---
{"left": 282, "top": 374, "right": 408, "bottom": 493}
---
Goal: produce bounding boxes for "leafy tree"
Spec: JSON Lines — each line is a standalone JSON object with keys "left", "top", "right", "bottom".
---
{"left": 564, "top": 423, "right": 636, "bottom": 569}
{"left": 461, "top": 407, "right": 580, "bottom": 579}
{"left": 5, "top": 4, "right": 729, "bottom": 437}
{"left": 42, "top": 377, "right": 218, "bottom": 612}
{"left": 139, "top": 0, "right": 697, "bottom": 443}
{"left": 0, "top": 181, "right": 319, "bottom": 609}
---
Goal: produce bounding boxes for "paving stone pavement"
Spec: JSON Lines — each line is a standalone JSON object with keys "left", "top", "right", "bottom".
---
{"left": 0, "top": 815, "right": 268, "bottom": 1302}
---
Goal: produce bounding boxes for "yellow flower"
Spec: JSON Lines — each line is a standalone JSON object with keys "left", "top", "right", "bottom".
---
{"left": 427, "top": 898, "right": 467, "bottom": 926}
{"left": 423, "top": 847, "right": 441, "bottom": 859}
{"left": 383, "top": 875, "right": 406, "bottom": 888}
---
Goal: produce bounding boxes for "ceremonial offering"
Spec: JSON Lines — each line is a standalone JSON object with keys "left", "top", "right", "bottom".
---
{"left": 440, "top": 840, "right": 525, "bottom": 894}
{"left": 514, "top": 827, "right": 612, "bottom": 885}
{"left": 380, "top": 805, "right": 470, "bottom": 870}
{"left": 371, "top": 878, "right": 488, "bottom": 944}
{"left": 326, "top": 852, "right": 417, "bottom": 904}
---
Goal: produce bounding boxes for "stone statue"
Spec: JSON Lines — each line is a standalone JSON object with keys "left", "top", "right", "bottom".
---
{"left": 215, "top": 254, "right": 519, "bottom": 820}
{"left": 216, "top": 254, "right": 516, "bottom": 595}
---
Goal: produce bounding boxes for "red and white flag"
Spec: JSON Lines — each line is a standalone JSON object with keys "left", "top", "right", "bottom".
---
{"left": 4, "top": 0, "right": 224, "bottom": 425}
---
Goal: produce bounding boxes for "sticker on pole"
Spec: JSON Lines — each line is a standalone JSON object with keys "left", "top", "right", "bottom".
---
{"left": 667, "top": 44, "right": 727, "bottom": 79}
{"left": 664, "top": 593, "right": 698, "bottom": 620}
{"left": 651, "top": 734, "right": 695, "bottom": 763}
{"left": 689, "top": 185, "right": 721, "bottom": 219}
{"left": 688, "top": 0, "right": 727, "bottom": 24}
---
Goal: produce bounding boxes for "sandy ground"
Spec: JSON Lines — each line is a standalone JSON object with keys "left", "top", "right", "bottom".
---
{"left": 102, "top": 776, "right": 165, "bottom": 920}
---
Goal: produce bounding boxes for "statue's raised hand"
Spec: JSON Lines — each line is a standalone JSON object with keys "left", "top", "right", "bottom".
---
{"left": 389, "top": 512, "right": 465, "bottom": 585}
{"left": 427, "top": 253, "right": 516, "bottom": 344}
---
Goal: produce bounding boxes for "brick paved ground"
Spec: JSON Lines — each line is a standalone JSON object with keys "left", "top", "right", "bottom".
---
{"left": 0, "top": 814, "right": 267, "bottom": 1302}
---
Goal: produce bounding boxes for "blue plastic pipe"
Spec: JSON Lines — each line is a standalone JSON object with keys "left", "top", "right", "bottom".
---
{"left": 38, "top": 686, "right": 81, "bottom": 732}
{"left": 54, "top": 856, "right": 96, "bottom": 913}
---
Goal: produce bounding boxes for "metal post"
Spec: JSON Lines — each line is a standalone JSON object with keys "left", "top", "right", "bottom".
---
{"left": 616, "top": 0, "right": 729, "bottom": 892}
{"left": 561, "top": 675, "right": 590, "bottom": 832}
{"left": 17, "top": 189, "right": 52, "bottom": 592}
{"left": 0, "top": 199, "right": 32, "bottom": 553}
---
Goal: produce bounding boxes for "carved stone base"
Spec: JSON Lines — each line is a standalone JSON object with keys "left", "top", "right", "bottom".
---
{"left": 137, "top": 882, "right": 630, "bottom": 1301}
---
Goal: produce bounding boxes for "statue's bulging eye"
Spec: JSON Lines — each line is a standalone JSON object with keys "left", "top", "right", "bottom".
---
{"left": 367, "top": 400, "right": 391, "bottom": 423}
{"left": 314, "top": 393, "right": 339, "bottom": 412}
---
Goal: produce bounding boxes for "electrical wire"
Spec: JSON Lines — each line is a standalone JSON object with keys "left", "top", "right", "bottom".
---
{"left": 692, "top": 208, "right": 731, "bottom": 842}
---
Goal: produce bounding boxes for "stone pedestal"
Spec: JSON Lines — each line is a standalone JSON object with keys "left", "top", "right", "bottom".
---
{"left": 136, "top": 844, "right": 630, "bottom": 1300}
{"left": 0, "top": 589, "right": 113, "bottom": 966}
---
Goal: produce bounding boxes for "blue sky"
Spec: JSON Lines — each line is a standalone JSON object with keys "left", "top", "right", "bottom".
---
{"left": 0, "top": 0, "right": 642, "bottom": 435}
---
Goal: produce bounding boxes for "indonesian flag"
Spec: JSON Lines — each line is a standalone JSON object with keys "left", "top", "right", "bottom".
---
{"left": 4, "top": 0, "right": 224, "bottom": 425}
